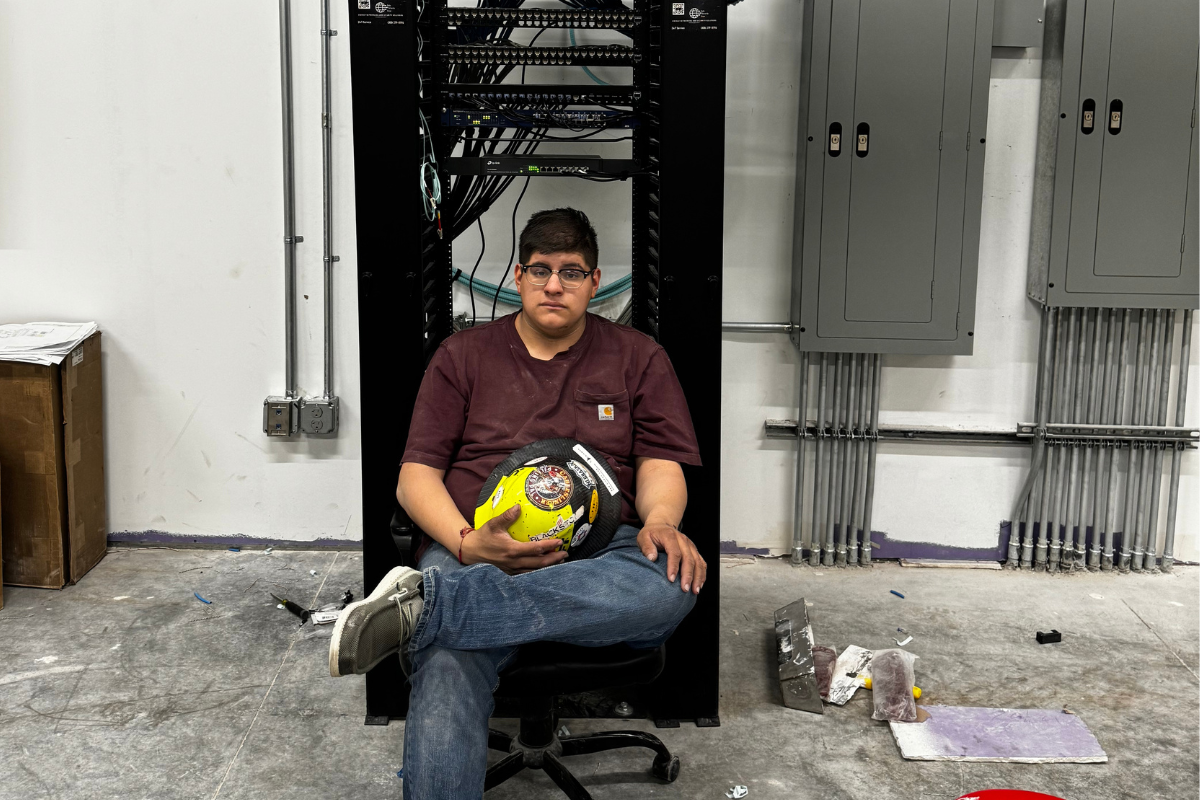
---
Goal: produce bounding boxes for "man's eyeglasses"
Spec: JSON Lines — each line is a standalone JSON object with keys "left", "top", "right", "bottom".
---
{"left": 520, "top": 264, "right": 596, "bottom": 290}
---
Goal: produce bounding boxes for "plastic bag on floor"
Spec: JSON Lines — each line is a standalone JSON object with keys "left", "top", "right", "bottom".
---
{"left": 812, "top": 645, "right": 837, "bottom": 700}
{"left": 870, "top": 648, "right": 917, "bottom": 722}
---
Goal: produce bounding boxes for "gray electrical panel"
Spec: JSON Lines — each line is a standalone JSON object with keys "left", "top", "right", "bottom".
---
{"left": 790, "top": 0, "right": 995, "bottom": 355}
{"left": 1028, "top": 0, "right": 1199, "bottom": 309}
{"left": 993, "top": 0, "right": 1044, "bottom": 48}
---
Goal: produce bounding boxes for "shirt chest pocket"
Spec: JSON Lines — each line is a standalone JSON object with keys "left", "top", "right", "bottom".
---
{"left": 573, "top": 389, "right": 632, "bottom": 458}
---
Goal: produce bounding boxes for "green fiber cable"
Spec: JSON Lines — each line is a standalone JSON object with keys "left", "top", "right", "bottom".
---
{"left": 569, "top": 28, "right": 609, "bottom": 86}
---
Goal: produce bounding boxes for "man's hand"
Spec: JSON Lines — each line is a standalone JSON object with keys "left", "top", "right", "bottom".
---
{"left": 462, "top": 505, "right": 568, "bottom": 574}
{"left": 638, "top": 523, "right": 706, "bottom": 595}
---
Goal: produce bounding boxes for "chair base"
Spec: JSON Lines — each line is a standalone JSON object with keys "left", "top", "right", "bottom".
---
{"left": 485, "top": 726, "right": 679, "bottom": 799}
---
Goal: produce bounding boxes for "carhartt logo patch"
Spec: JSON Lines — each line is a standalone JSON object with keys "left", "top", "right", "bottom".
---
{"left": 598, "top": 404, "right": 614, "bottom": 421}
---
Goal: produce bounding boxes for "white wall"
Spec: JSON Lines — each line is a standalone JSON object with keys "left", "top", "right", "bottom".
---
{"left": 0, "top": 1, "right": 1195, "bottom": 558}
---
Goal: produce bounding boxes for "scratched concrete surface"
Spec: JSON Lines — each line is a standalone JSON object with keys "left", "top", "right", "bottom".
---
{"left": 0, "top": 549, "right": 1195, "bottom": 799}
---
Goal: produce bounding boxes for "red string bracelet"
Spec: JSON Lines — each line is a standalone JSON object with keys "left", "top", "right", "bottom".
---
{"left": 458, "top": 525, "right": 474, "bottom": 564}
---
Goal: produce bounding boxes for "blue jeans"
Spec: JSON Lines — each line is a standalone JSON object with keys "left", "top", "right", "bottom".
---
{"left": 401, "top": 524, "right": 696, "bottom": 800}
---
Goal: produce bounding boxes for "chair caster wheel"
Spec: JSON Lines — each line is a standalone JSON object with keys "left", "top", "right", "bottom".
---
{"left": 651, "top": 755, "right": 680, "bottom": 782}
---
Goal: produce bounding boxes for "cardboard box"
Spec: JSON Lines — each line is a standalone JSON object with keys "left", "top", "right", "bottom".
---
{"left": 0, "top": 332, "right": 106, "bottom": 588}
{"left": 0, "top": 461, "right": 4, "bottom": 609}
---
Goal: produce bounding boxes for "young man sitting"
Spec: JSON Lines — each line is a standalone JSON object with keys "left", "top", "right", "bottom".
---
{"left": 328, "top": 207, "right": 706, "bottom": 799}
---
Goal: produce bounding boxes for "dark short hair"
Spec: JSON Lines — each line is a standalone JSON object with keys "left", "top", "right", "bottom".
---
{"left": 518, "top": 208, "right": 599, "bottom": 269}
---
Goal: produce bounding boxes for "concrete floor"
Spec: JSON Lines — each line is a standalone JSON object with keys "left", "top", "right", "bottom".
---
{"left": 0, "top": 548, "right": 1196, "bottom": 800}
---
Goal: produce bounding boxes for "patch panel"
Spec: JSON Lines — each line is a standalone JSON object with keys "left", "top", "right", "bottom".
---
{"left": 440, "top": 109, "right": 640, "bottom": 129}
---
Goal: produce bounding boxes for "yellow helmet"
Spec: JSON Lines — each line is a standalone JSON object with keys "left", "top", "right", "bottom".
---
{"left": 474, "top": 439, "right": 621, "bottom": 559}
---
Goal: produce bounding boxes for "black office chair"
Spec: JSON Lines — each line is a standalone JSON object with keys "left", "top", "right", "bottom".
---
{"left": 390, "top": 510, "right": 681, "bottom": 799}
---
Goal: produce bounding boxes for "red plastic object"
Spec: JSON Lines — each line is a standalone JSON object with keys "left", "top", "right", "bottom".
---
{"left": 956, "top": 792, "right": 1066, "bottom": 800}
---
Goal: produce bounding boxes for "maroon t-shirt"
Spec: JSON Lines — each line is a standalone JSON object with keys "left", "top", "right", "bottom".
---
{"left": 401, "top": 312, "right": 701, "bottom": 532}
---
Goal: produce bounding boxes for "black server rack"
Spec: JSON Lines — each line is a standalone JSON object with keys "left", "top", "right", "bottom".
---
{"left": 345, "top": 0, "right": 726, "bottom": 726}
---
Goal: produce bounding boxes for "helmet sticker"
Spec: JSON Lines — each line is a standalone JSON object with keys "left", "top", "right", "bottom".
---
{"left": 525, "top": 465, "right": 574, "bottom": 511}
{"left": 523, "top": 456, "right": 549, "bottom": 466}
{"left": 572, "top": 444, "right": 619, "bottom": 496}
{"left": 588, "top": 489, "right": 599, "bottom": 523}
{"left": 491, "top": 485, "right": 505, "bottom": 509}
{"left": 565, "top": 460, "right": 597, "bottom": 490}
{"left": 571, "top": 523, "right": 592, "bottom": 549}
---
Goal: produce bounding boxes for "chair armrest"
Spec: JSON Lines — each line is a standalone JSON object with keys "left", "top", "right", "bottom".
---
{"left": 390, "top": 507, "right": 425, "bottom": 568}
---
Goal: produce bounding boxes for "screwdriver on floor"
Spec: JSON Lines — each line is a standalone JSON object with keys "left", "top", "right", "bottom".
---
{"left": 270, "top": 592, "right": 311, "bottom": 623}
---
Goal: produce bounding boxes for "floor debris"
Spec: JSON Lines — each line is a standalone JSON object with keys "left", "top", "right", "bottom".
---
{"left": 900, "top": 559, "right": 1001, "bottom": 570}
{"left": 890, "top": 590, "right": 905, "bottom": 599}
{"left": 773, "top": 598, "right": 822, "bottom": 714}
{"left": 1036, "top": 630, "right": 1062, "bottom": 644}
{"left": 871, "top": 648, "right": 918, "bottom": 722}
{"left": 726, "top": 786, "right": 748, "bottom": 798}
{"left": 889, "top": 706, "right": 1108, "bottom": 763}
{"left": 193, "top": 592, "right": 212, "bottom": 604}
{"left": 826, "top": 645, "right": 872, "bottom": 705}
{"left": 270, "top": 592, "right": 310, "bottom": 623}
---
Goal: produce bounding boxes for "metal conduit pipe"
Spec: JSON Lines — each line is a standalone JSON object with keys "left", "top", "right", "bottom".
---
{"left": 1045, "top": 310, "right": 1068, "bottom": 570}
{"left": 1016, "top": 306, "right": 1056, "bottom": 567}
{"left": 860, "top": 355, "right": 882, "bottom": 567}
{"left": 791, "top": 352, "right": 810, "bottom": 566}
{"left": 1119, "top": 310, "right": 1149, "bottom": 572}
{"left": 810, "top": 355, "right": 829, "bottom": 567}
{"left": 1162, "top": 309, "right": 1193, "bottom": 572}
{"left": 1033, "top": 308, "right": 1063, "bottom": 568}
{"left": 279, "top": 0, "right": 300, "bottom": 400}
{"left": 1050, "top": 307, "right": 1080, "bottom": 571}
{"left": 835, "top": 354, "right": 860, "bottom": 566}
{"left": 1078, "top": 308, "right": 1108, "bottom": 569}
{"left": 1010, "top": 306, "right": 1050, "bottom": 567}
{"left": 722, "top": 322, "right": 793, "bottom": 334}
{"left": 320, "top": 0, "right": 338, "bottom": 399}
{"left": 1090, "top": 308, "right": 1120, "bottom": 570}
{"left": 1062, "top": 308, "right": 1090, "bottom": 570}
{"left": 1143, "top": 309, "right": 1175, "bottom": 571}
{"left": 1102, "top": 309, "right": 1133, "bottom": 570}
{"left": 848, "top": 354, "right": 870, "bottom": 565}
{"left": 1080, "top": 307, "right": 1099, "bottom": 568}
{"left": 824, "top": 355, "right": 846, "bottom": 567}
{"left": 1132, "top": 311, "right": 1164, "bottom": 570}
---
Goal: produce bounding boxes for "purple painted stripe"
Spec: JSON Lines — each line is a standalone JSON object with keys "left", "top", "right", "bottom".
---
{"left": 869, "top": 524, "right": 1011, "bottom": 562}
{"left": 719, "top": 540, "right": 771, "bottom": 556}
{"left": 109, "top": 529, "right": 362, "bottom": 549}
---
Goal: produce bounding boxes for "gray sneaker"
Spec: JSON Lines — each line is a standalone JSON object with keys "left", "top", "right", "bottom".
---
{"left": 329, "top": 565, "right": 424, "bottom": 677}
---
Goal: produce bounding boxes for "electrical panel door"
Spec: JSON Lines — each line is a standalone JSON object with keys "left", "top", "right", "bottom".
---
{"left": 790, "top": 0, "right": 994, "bottom": 354}
{"left": 1029, "top": 0, "right": 1200, "bottom": 308}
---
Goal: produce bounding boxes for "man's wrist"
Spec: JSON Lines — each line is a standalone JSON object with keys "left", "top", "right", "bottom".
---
{"left": 457, "top": 525, "right": 475, "bottom": 564}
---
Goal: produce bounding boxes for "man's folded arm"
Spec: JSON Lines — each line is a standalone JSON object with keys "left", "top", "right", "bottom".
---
{"left": 396, "top": 461, "right": 470, "bottom": 555}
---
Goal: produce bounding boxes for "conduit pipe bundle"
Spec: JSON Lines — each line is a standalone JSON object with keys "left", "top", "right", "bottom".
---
{"left": 1009, "top": 307, "right": 1194, "bottom": 573}
{"left": 790, "top": 353, "right": 882, "bottom": 567}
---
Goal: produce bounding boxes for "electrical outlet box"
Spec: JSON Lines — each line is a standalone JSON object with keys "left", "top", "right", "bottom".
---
{"left": 263, "top": 397, "right": 299, "bottom": 437}
{"left": 298, "top": 397, "right": 340, "bottom": 435}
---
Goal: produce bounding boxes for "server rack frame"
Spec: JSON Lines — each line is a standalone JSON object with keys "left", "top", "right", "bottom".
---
{"left": 345, "top": 0, "right": 726, "bottom": 727}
